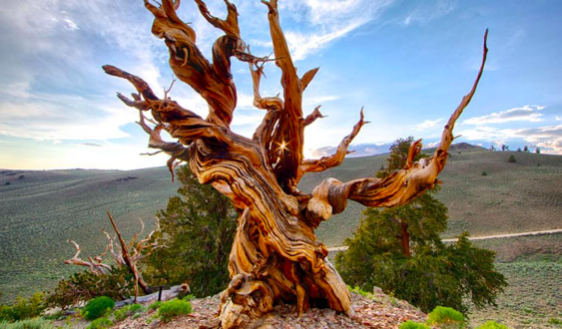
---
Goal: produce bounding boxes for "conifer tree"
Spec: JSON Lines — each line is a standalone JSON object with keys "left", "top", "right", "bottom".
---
{"left": 141, "top": 166, "right": 237, "bottom": 297}
{"left": 336, "top": 137, "right": 507, "bottom": 313}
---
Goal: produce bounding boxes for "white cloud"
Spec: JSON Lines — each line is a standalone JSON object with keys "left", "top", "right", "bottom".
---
{"left": 425, "top": 141, "right": 440, "bottom": 148}
{"left": 462, "top": 105, "right": 545, "bottom": 125}
{"left": 279, "top": 0, "right": 395, "bottom": 60}
{"left": 556, "top": 116, "right": 562, "bottom": 121}
{"left": 457, "top": 124, "right": 562, "bottom": 155}
{"left": 416, "top": 118, "right": 443, "bottom": 130}
{"left": 399, "top": 0, "right": 456, "bottom": 27}
{"left": 303, "top": 95, "right": 340, "bottom": 106}
{"left": 0, "top": 94, "right": 131, "bottom": 141}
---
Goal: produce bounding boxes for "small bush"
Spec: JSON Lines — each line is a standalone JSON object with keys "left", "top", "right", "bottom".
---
{"left": 348, "top": 286, "right": 373, "bottom": 298}
{"left": 400, "top": 320, "right": 431, "bottom": 329}
{"left": 87, "top": 316, "right": 113, "bottom": 329}
{"left": 549, "top": 317, "right": 562, "bottom": 325}
{"left": 84, "top": 297, "right": 114, "bottom": 321}
{"left": 0, "top": 292, "right": 47, "bottom": 322}
{"left": 183, "top": 294, "right": 196, "bottom": 302}
{"left": 481, "top": 171, "right": 487, "bottom": 176}
{"left": 476, "top": 321, "right": 509, "bottom": 329}
{"left": 0, "top": 317, "right": 55, "bottom": 329}
{"left": 147, "top": 301, "right": 162, "bottom": 311}
{"left": 47, "top": 266, "right": 134, "bottom": 310}
{"left": 157, "top": 298, "right": 192, "bottom": 322}
{"left": 114, "top": 303, "right": 145, "bottom": 322}
{"left": 508, "top": 155, "right": 516, "bottom": 163}
{"left": 426, "top": 306, "right": 464, "bottom": 327}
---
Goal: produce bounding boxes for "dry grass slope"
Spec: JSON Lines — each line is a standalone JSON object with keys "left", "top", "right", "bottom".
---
{"left": 298, "top": 144, "right": 562, "bottom": 246}
{"left": 0, "top": 168, "right": 179, "bottom": 303}
{"left": 1, "top": 144, "right": 561, "bottom": 307}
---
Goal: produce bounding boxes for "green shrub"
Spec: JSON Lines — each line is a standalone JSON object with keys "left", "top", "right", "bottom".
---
{"left": 83, "top": 297, "right": 114, "bottom": 321}
{"left": 114, "top": 303, "right": 145, "bottom": 322}
{"left": 476, "top": 321, "right": 509, "bottom": 329}
{"left": 47, "top": 266, "right": 134, "bottom": 310}
{"left": 426, "top": 306, "right": 464, "bottom": 327}
{"left": 0, "top": 292, "right": 47, "bottom": 322}
{"left": 0, "top": 317, "right": 55, "bottom": 329}
{"left": 399, "top": 320, "right": 431, "bottom": 329}
{"left": 141, "top": 166, "right": 237, "bottom": 298}
{"left": 147, "top": 301, "right": 162, "bottom": 311}
{"left": 157, "top": 298, "right": 192, "bottom": 322}
{"left": 549, "top": 318, "right": 562, "bottom": 325}
{"left": 508, "top": 155, "right": 516, "bottom": 163}
{"left": 481, "top": 171, "right": 487, "bottom": 176}
{"left": 183, "top": 294, "right": 196, "bottom": 302}
{"left": 348, "top": 286, "right": 372, "bottom": 298}
{"left": 87, "top": 316, "right": 113, "bottom": 329}
{"left": 113, "top": 308, "right": 128, "bottom": 322}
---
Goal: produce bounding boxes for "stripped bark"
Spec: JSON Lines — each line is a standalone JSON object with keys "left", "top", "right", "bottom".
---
{"left": 103, "top": 1, "right": 489, "bottom": 327}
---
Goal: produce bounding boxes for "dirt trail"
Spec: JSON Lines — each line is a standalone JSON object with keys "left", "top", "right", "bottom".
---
{"left": 327, "top": 228, "right": 562, "bottom": 252}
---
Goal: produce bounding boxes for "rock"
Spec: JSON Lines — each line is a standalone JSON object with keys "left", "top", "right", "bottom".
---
{"left": 373, "top": 286, "right": 383, "bottom": 295}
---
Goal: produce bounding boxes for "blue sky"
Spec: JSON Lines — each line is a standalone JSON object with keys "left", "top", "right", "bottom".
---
{"left": 1, "top": 0, "right": 561, "bottom": 170}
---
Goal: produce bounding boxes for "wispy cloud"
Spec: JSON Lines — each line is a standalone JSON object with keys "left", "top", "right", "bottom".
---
{"left": 416, "top": 118, "right": 443, "bottom": 130}
{"left": 462, "top": 105, "right": 545, "bottom": 125}
{"left": 80, "top": 142, "right": 103, "bottom": 147}
{"left": 0, "top": 94, "right": 131, "bottom": 141}
{"left": 279, "top": 0, "right": 395, "bottom": 60}
{"left": 400, "top": 0, "right": 456, "bottom": 27}
{"left": 0, "top": 0, "right": 169, "bottom": 144}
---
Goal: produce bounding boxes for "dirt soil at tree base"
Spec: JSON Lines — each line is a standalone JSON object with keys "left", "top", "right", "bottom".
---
{"left": 113, "top": 291, "right": 427, "bottom": 329}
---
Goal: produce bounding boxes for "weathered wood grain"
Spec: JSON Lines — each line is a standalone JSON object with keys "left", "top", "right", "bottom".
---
{"left": 104, "top": 1, "right": 488, "bottom": 327}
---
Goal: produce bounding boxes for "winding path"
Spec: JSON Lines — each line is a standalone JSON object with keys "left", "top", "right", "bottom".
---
{"left": 327, "top": 228, "right": 562, "bottom": 252}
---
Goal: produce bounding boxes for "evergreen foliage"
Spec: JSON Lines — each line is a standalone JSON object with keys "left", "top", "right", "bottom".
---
{"left": 0, "top": 292, "right": 46, "bottom": 322}
{"left": 141, "top": 165, "right": 237, "bottom": 297}
{"left": 46, "top": 266, "right": 134, "bottom": 310}
{"left": 335, "top": 137, "right": 507, "bottom": 313}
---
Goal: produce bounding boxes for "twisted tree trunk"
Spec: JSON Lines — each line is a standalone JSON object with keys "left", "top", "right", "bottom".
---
{"left": 103, "top": 1, "right": 488, "bottom": 327}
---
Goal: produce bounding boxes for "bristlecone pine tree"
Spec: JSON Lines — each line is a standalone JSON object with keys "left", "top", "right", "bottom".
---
{"left": 103, "top": 0, "right": 488, "bottom": 327}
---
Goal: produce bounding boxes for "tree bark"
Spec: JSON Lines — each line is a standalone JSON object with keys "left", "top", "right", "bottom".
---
{"left": 401, "top": 221, "right": 410, "bottom": 257}
{"left": 103, "top": 1, "right": 488, "bottom": 327}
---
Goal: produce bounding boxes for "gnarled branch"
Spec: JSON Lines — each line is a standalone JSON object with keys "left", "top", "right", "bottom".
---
{"left": 307, "top": 30, "right": 489, "bottom": 222}
{"left": 300, "top": 108, "right": 367, "bottom": 177}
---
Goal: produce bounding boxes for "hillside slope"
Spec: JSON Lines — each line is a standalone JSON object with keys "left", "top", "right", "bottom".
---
{"left": 299, "top": 145, "right": 562, "bottom": 246}
{"left": 1, "top": 145, "right": 561, "bottom": 303}
{"left": 0, "top": 168, "right": 179, "bottom": 302}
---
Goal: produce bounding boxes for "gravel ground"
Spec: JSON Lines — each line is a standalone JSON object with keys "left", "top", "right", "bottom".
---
{"left": 114, "top": 289, "right": 427, "bottom": 329}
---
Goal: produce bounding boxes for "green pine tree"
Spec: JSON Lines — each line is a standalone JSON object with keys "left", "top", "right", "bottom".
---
{"left": 336, "top": 137, "right": 507, "bottom": 313}
{"left": 141, "top": 165, "right": 237, "bottom": 297}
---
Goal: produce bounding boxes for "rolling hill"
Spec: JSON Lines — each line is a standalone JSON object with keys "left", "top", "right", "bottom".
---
{"left": 0, "top": 167, "right": 179, "bottom": 303}
{"left": 1, "top": 144, "right": 561, "bottom": 305}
